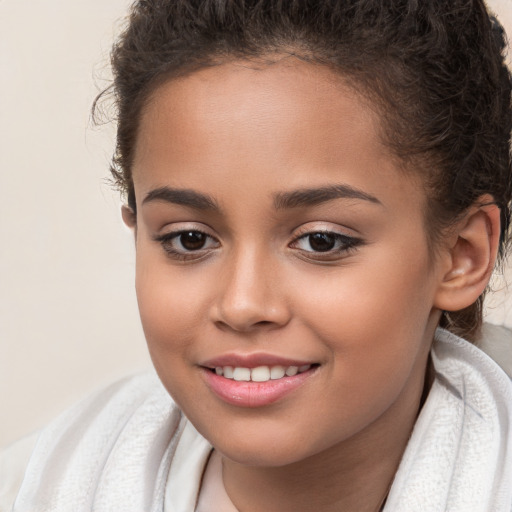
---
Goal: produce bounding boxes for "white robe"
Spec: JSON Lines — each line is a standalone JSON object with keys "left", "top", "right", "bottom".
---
{"left": 1, "top": 327, "right": 512, "bottom": 512}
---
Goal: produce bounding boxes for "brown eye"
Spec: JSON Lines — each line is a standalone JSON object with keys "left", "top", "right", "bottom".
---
{"left": 154, "top": 229, "right": 220, "bottom": 260}
{"left": 291, "top": 230, "right": 362, "bottom": 258}
{"left": 179, "top": 231, "right": 207, "bottom": 250}
{"left": 308, "top": 233, "right": 336, "bottom": 252}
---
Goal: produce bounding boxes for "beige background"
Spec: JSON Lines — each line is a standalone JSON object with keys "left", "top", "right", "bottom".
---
{"left": 1, "top": 0, "right": 511, "bottom": 450}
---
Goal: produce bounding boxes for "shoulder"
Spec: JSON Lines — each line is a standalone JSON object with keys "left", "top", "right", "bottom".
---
{"left": 0, "top": 434, "right": 38, "bottom": 512}
{"left": 0, "top": 372, "right": 180, "bottom": 511}
{"left": 388, "top": 327, "right": 512, "bottom": 510}
{"left": 477, "top": 323, "right": 512, "bottom": 378}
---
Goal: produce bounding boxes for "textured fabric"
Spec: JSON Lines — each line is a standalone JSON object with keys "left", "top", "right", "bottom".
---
{"left": 4, "top": 328, "right": 512, "bottom": 512}
{"left": 10, "top": 374, "right": 212, "bottom": 512}
{"left": 385, "top": 329, "right": 512, "bottom": 511}
{"left": 0, "top": 435, "right": 37, "bottom": 512}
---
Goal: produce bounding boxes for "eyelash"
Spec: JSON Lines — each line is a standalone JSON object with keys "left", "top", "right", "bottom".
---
{"left": 290, "top": 230, "right": 363, "bottom": 260}
{"left": 153, "top": 228, "right": 363, "bottom": 262}
{"left": 153, "top": 230, "right": 220, "bottom": 261}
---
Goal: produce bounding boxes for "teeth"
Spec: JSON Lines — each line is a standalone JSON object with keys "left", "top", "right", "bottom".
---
{"left": 285, "top": 366, "right": 298, "bottom": 376}
{"left": 251, "top": 366, "right": 271, "bottom": 382}
{"left": 233, "top": 367, "right": 251, "bottom": 381}
{"left": 214, "top": 364, "right": 312, "bottom": 382}
{"left": 270, "top": 366, "right": 286, "bottom": 379}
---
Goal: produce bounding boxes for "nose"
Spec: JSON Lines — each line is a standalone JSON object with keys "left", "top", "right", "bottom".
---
{"left": 211, "top": 247, "right": 291, "bottom": 333}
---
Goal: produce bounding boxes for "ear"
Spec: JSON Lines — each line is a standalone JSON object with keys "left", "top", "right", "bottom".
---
{"left": 121, "top": 205, "right": 137, "bottom": 230}
{"left": 434, "top": 194, "right": 501, "bottom": 312}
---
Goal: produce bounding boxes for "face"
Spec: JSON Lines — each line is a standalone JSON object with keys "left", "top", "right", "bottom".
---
{"left": 131, "top": 59, "right": 444, "bottom": 467}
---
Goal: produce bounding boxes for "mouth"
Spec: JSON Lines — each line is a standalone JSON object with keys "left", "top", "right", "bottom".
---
{"left": 207, "top": 363, "right": 316, "bottom": 382}
{"left": 200, "top": 359, "right": 320, "bottom": 408}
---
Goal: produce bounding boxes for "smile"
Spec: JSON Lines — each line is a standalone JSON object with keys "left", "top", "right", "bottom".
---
{"left": 201, "top": 361, "right": 319, "bottom": 407}
{"left": 212, "top": 364, "right": 312, "bottom": 382}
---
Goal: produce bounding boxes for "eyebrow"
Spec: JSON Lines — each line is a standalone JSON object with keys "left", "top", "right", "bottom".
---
{"left": 273, "top": 184, "right": 382, "bottom": 209}
{"left": 142, "top": 187, "right": 220, "bottom": 211}
{"left": 142, "top": 183, "right": 381, "bottom": 212}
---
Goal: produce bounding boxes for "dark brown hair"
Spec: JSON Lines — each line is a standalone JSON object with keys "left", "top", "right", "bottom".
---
{"left": 99, "top": 0, "right": 512, "bottom": 342}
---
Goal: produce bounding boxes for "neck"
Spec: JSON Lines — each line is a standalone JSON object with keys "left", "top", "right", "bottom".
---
{"left": 222, "top": 449, "right": 394, "bottom": 512}
{"left": 221, "top": 352, "right": 431, "bottom": 512}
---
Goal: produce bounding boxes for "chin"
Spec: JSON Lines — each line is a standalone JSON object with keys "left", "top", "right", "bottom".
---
{"left": 218, "top": 442, "right": 309, "bottom": 468}
{"left": 195, "top": 420, "right": 324, "bottom": 467}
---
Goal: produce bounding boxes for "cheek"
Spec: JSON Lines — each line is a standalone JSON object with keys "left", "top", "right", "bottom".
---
{"left": 135, "top": 251, "right": 205, "bottom": 359}
{"left": 135, "top": 257, "right": 211, "bottom": 410}
{"left": 288, "top": 271, "right": 433, "bottom": 437}
{"left": 291, "top": 244, "right": 435, "bottom": 373}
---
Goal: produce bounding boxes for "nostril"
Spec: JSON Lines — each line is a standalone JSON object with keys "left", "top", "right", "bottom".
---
{"left": 214, "top": 318, "right": 277, "bottom": 332}
{"left": 255, "top": 320, "right": 273, "bottom": 327}
{"left": 211, "top": 294, "right": 291, "bottom": 332}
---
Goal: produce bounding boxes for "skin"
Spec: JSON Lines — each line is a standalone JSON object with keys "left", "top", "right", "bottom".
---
{"left": 126, "top": 59, "right": 495, "bottom": 512}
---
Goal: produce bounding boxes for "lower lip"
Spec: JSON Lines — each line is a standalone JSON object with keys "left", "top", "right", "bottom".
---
{"left": 201, "top": 367, "right": 317, "bottom": 408}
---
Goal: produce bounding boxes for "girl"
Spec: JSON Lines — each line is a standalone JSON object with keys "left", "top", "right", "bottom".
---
{"left": 2, "top": 0, "right": 512, "bottom": 511}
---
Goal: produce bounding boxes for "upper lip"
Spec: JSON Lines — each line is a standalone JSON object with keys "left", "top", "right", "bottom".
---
{"left": 200, "top": 353, "right": 317, "bottom": 369}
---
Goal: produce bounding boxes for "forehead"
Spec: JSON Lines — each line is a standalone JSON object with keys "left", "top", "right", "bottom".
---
{"left": 133, "top": 58, "right": 424, "bottom": 210}
{"left": 136, "top": 59, "right": 379, "bottom": 164}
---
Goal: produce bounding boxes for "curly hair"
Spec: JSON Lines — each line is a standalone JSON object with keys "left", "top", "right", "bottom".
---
{"left": 99, "top": 0, "right": 512, "bottom": 342}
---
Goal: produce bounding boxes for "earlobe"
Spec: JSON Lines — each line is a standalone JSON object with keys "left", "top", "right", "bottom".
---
{"left": 121, "top": 205, "right": 137, "bottom": 230}
{"left": 434, "top": 195, "right": 501, "bottom": 312}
